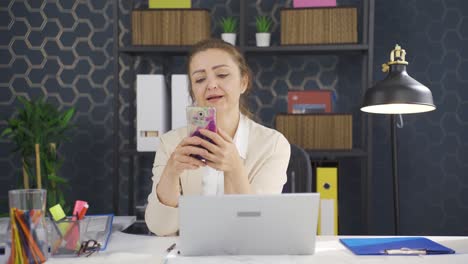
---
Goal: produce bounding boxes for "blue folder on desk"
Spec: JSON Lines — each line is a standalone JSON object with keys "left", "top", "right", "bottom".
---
{"left": 340, "top": 237, "right": 455, "bottom": 255}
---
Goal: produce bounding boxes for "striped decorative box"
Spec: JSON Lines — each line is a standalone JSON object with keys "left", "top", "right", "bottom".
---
{"left": 281, "top": 7, "right": 357, "bottom": 45}
{"left": 275, "top": 114, "right": 352, "bottom": 150}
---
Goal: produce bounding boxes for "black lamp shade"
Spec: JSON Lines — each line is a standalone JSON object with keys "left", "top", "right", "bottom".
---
{"left": 361, "top": 64, "right": 436, "bottom": 114}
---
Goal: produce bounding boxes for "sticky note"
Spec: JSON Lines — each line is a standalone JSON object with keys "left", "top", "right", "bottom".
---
{"left": 49, "top": 204, "right": 66, "bottom": 221}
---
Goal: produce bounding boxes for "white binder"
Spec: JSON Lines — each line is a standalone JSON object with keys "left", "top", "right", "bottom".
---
{"left": 136, "top": 74, "right": 168, "bottom": 152}
{"left": 171, "top": 74, "right": 192, "bottom": 130}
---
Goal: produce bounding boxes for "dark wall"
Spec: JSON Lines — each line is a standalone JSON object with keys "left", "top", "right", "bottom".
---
{"left": 371, "top": 0, "right": 468, "bottom": 235}
{"left": 1, "top": 0, "right": 467, "bottom": 235}
{"left": 0, "top": 1, "right": 115, "bottom": 214}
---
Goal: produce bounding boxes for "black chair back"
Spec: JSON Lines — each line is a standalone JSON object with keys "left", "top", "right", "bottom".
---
{"left": 282, "top": 144, "right": 312, "bottom": 193}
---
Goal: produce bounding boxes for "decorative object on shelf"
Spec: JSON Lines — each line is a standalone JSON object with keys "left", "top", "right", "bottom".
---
{"left": 281, "top": 7, "right": 357, "bottom": 45}
{"left": 288, "top": 90, "right": 334, "bottom": 113}
{"left": 275, "top": 114, "right": 352, "bottom": 150}
{"left": 255, "top": 15, "right": 272, "bottom": 47}
{"left": 361, "top": 44, "right": 436, "bottom": 235}
{"left": 132, "top": 9, "right": 210, "bottom": 45}
{"left": 136, "top": 75, "right": 169, "bottom": 152}
{"left": 293, "top": 0, "right": 337, "bottom": 8}
{"left": 219, "top": 16, "right": 238, "bottom": 45}
{"left": 149, "top": 0, "right": 191, "bottom": 9}
{"left": 1, "top": 97, "right": 75, "bottom": 211}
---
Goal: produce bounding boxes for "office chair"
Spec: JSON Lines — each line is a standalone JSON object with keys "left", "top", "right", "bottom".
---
{"left": 283, "top": 144, "right": 312, "bottom": 193}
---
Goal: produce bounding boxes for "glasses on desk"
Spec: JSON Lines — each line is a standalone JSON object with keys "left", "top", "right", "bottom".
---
{"left": 77, "top": 239, "right": 101, "bottom": 257}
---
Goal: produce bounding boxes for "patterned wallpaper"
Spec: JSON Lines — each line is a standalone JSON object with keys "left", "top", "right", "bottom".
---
{"left": 0, "top": 0, "right": 115, "bottom": 214}
{"left": 1, "top": 0, "right": 467, "bottom": 235}
{"left": 372, "top": 0, "right": 468, "bottom": 235}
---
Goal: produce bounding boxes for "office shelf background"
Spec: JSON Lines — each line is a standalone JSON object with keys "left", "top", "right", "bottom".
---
{"left": 114, "top": 0, "right": 373, "bottom": 235}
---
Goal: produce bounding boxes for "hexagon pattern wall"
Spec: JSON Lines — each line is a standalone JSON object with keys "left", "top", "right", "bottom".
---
{"left": 372, "top": 0, "right": 468, "bottom": 235}
{"left": 0, "top": 0, "right": 115, "bottom": 214}
{"left": 1, "top": 0, "right": 467, "bottom": 235}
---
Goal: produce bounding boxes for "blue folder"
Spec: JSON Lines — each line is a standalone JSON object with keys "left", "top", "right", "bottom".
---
{"left": 340, "top": 237, "right": 455, "bottom": 255}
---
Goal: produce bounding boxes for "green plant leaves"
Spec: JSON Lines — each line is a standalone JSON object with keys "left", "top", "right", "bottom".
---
{"left": 219, "top": 16, "right": 238, "bottom": 33}
{"left": 256, "top": 16, "right": 272, "bottom": 33}
{"left": 0, "top": 127, "right": 12, "bottom": 137}
{"left": 48, "top": 173, "right": 68, "bottom": 184}
{"left": 61, "top": 108, "right": 75, "bottom": 127}
{"left": 1, "top": 96, "right": 75, "bottom": 210}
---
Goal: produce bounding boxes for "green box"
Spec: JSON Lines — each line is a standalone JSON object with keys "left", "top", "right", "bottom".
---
{"left": 149, "top": 0, "right": 191, "bottom": 9}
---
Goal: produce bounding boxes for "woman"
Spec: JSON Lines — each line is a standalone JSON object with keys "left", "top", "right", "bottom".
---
{"left": 145, "top": 39, "right": 290, "bottom": 236}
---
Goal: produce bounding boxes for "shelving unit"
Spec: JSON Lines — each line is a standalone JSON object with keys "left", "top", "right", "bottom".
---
{"left": 113, "top": 0, "right": 374, "bottom": 233}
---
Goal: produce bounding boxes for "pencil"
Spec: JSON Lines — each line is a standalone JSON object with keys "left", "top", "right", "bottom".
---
{"left": 14, "top": 209, "right": 46, "bottom": 263}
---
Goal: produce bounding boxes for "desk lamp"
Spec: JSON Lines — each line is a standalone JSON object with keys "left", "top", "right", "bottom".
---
{"left": 361, "top": 44, "right": 436, "bottom": 234}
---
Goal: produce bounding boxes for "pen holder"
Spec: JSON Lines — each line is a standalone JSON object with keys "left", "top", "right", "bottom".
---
{"left": 7, "top": 189, "right": 48, "bottom": 264}
{"left": 49, "top": 214, "right": 113, "bottom": 257}
{"left": 49, "top": 217, "right": 91, "bottom": 257}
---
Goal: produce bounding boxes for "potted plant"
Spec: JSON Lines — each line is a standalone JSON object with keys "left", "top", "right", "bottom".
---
{"left": 219, "top": 16, "right": 238, "bottom": 45}
{"left": 255, "top": 15, "right": 273, "bottom": 47}
{"left": 1, "top": 97, "right": 75, "bottom": 211}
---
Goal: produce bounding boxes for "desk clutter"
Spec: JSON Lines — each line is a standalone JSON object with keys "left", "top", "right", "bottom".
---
{"left": 48, "top": 201, "right": 113, "bottom": 257}
{"left": 5, "top": 196, "right": 114, "bottom": 263}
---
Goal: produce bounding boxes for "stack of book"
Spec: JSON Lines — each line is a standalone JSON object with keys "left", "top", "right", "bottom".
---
{"left": 288, "top": 90, "right": 335, "bottom": 113}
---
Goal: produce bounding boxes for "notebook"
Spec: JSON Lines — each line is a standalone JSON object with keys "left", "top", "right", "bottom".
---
{"left": 340, "top": 237, "right": 455, "bottom": 255}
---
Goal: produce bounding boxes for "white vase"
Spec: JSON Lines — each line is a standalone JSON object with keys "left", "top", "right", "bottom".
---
{"left": 221, "top": 33, "right": 236, "bottom": 46}
{"left": 256, "top": 33, "right": 271, "bottom": 47}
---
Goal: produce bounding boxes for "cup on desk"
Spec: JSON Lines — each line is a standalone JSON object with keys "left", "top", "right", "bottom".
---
{"left": 7, "top": 189, "right": 48, "bottom": 263}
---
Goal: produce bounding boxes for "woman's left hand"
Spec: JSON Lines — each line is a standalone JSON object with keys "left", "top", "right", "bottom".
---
{"left": 197, "top": 128, "right": 243, "bottom": 172}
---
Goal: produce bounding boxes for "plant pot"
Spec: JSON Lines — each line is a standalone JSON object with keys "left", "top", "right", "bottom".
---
{"left": 221, "top": 33, "right": 236, "bottom": 46}
{"left": 256, "top": 33, "right": 271, "bottom": 47}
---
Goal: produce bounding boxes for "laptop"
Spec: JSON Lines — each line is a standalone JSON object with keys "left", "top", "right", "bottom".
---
{"left": 178, "top": 193, "right": 320, "bottom": 256}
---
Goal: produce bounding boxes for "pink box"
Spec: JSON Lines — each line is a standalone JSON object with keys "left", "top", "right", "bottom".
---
{"left": 293, "top": 0, "right": 337, "bottom": 8}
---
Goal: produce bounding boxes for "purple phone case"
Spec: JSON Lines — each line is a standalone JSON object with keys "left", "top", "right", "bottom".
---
{"left": 186, "top": 107, "right": 216, "bottom": 160}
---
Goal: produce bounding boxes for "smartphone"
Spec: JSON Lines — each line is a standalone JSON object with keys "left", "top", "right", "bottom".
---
{"left": 186, "top": 106, "right": 217, "bottom": 161}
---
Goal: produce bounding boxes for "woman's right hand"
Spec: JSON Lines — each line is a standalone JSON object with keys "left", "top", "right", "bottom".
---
{"left": 157, "top": 136, "right": 208, "bottom": 207}
{"left": 166, "top": 136, "right": 208, "bottom": 176}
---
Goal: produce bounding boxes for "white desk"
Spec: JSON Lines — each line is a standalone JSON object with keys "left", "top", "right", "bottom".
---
{"left": 2, "top": 224, "right": 468, "bottom": 264}
{"left": 39, "top": 234, "right": 468, "bottom": 264}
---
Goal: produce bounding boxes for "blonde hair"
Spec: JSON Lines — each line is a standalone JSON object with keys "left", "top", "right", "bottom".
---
{"left": 187, "top": 38, "right": 252, "bottom": 117}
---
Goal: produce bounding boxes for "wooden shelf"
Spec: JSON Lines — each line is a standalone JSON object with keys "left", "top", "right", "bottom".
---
{"left": 241, "top": 44, "right": 369, "bottom": 54}
{"left": 306, "top": 148, "right": 367, "bottom": 159}
{"left": 119, "top": 46, "right": 191, "bottom": 55}
{"left": 118, "top": 44, "right": 368, "bottom": 55}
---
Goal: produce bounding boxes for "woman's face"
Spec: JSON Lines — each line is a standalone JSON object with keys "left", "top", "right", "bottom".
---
{"left": 189, "top": 48, "right": 247, "bottom": 115}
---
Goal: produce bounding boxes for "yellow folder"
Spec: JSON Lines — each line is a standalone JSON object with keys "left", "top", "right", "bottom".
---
{"left": 316, "top": 167, "right": 338, "bottom": 235}
{"left": 149, "top": 0, "right": 191, "bottom": 8}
